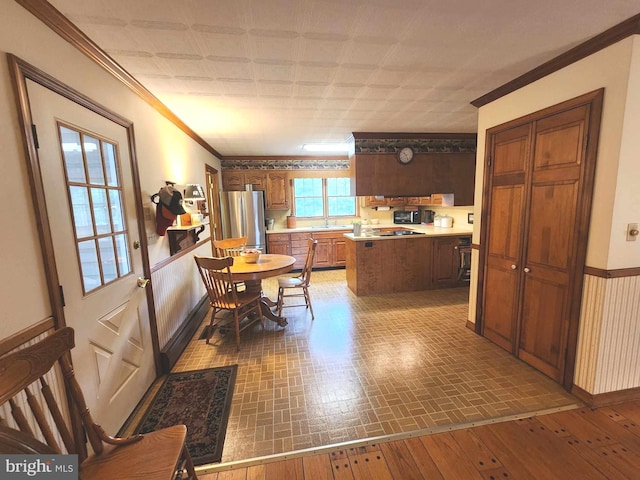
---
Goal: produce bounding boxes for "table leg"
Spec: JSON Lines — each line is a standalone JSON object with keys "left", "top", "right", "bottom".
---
{"left": 244, "top": 280, "right": 288, "bottom": 327}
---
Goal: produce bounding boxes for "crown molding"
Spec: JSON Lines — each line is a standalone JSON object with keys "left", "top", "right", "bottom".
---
{"left": 15, "top": 0, "right": 223, "bottom": 159}
{"left": 471, "top": 14, "right": 640, "bottom": 108}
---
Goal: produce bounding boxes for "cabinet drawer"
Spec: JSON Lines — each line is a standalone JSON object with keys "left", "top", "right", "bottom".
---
{"left": 267, "top": 233, "right": 290, "bottom": 242}
{"left": 290, "top": 232, "right": 311, "bottom": 241}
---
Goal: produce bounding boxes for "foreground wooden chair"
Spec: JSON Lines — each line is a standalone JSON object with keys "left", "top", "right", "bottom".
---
{"left": 195, "top": 255, "right": 264, "bottom": 350}
{"left": 0, "top": 327, "right": 197, "bottom": 479}
{"left": 276, "top": 238, "right": 317, "bottom": 320}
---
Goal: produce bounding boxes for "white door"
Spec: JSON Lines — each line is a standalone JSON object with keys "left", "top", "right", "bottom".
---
{"left": 27, "top": 80, "right": 155, "bottom": 433}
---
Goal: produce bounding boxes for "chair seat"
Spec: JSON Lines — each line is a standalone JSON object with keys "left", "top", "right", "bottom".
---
{"left": 278, "top": 276, "right": 305, "bottom": 288}
{"left": 80, "top": 425, "right": 188, "bottom": 480}
{"left": 212, "top": 290, "right": 261, "bottom": 310}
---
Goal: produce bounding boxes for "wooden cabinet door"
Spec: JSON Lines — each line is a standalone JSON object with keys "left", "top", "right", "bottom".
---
{"left": 517, "top": 105, "right": 590, "bottom": 382}
{"left": 481, "top": 124, "right": 531, "bottom": 353}
{"left": 314, "top": 239, "right": 332, "bottom": 267}
{"left": 386, "top": 196, "right": 407, "bottom": 206}
{"left": 361, "top": 196, "right": 387, "bottom": 207}
{"left": 267, "top": 241, "right": 290, "bottom": 255}
{"left": 333, "top": 239, "right": 347, "bottom": 266}
{"left": 245, "top": 172, "right": 266, "bottom": 190}
{"left": 266, "top": 172, "right": 289, "bottom": 209}
{"left": 222, "top": 171, "right": 245, "bottom": 190}
{"left": 432, "top": 236, "right": 460, "bottom": 288}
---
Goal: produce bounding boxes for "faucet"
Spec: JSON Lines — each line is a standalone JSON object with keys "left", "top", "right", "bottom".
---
{"left": 324, "top": 217, "right": 329, "bottom": 227}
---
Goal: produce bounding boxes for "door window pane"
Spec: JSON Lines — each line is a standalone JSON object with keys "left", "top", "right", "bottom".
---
{"left": 103, "top": 142, "right": 119, "bottom": 187}
{"left": 84, "top": 135, "right": 105, "bottom": 185}
{"left": 98, "top": 237, "right": 117, "bottom": 282}
{"left": 78, "top": 240, "right": 101, "bottom": 291}
{"left": 114, "top": 234, "right": 131, "bottom": 275}
{"left": 58, "top": 123, "right": 131, "bottom": 294}
{"left": 91, "top": 188, "right": 111, "bottom": 235}
{"left": 109, "top": 190, "right": 124, "bottom": 232}
{"left": 69, "top": 186, "right": 93, "bottom": 238}
{"left": 60, "top": 126, "right": 86, "bottom": 183}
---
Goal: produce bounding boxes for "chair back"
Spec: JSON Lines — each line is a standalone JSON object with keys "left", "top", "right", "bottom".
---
{"left": 299, "top": 239, "right": 317, "bottom": 286}
{"left": 194, "top": 255, "right": 239, "bottom": 308}
{"left": 213, "top": 236, "right": 247, "bottom": 257}
{"left": 0, "top": 327, "right": 108, "bottom": 459}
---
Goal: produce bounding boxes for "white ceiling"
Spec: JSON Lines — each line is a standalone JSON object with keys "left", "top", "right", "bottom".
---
{"left": 48, "top": 0, "right": 640, "bottom": 157}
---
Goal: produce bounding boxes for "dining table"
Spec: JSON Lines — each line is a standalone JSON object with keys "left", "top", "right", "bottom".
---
{"left": 229, "top": 253, "right": 295, "bottom": 327}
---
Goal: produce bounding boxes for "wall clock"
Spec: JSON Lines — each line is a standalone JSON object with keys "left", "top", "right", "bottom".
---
{"left": 397, "top": 146, "right": 414, "bottom": 165}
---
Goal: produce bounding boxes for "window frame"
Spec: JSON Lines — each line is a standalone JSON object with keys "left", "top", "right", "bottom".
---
{"left": 292, "top": 176, "right": 357, "bottom": 219}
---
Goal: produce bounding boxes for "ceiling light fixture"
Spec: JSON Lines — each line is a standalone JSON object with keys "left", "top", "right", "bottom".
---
{"left": 302, "top": 143, "right": 350, "bottom": 152}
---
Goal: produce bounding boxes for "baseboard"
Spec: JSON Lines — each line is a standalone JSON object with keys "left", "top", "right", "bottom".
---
{"left": 466, "top": 320, "right": 475, "bottom": 331}
{"left": 159, "top": 295, "right": 209, "bottom": 373}
{"left": 571, "top": 384, "right": 640, "bottom": 407}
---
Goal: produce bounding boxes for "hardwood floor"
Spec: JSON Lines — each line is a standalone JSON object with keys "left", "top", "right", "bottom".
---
{"left": 198, "top": 400, "right": 640, "bottom": 479}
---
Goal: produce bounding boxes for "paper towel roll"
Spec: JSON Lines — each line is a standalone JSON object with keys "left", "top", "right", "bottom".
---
{"left": 376, "top": 206, "right": 391, "bottom": 211}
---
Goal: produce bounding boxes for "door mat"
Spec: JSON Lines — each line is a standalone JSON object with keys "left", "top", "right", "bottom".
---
{"left": 134, "top": 365, "right": 237, "bottom": 465}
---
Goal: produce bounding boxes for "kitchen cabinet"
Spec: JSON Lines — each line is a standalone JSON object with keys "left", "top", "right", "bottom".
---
{"left": 350, "top": 140, "right": 476, "bottom": 204}
{"left": 360, "top": 196, "right": 407, "bottom": 207}
{"left": 265, "top": 233, "right": 290, "bottom": 256}
{"left": 480, "top": 91, "right": 602, "bottom": 385}
{"left": 222, "top": 171, "right": 266, "bottom": 191}
{"left": 431, "top": 236, "right": 470, "bottom": 288}
{"left": 265, "top": 172, "right": 290, "bottom": 210}
{"left": 222, "top": 170, "right": 290, "bottom": 209}
{"left": 345, "top": 236, "right": 432, "bottom": 295}
{"left": 267, "top": 230, "right": 347, "bottom": 269}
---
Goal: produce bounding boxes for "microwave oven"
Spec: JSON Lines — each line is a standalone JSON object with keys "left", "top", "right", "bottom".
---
{"left": 393, "top": 210, "right": 421, "bottom": 224}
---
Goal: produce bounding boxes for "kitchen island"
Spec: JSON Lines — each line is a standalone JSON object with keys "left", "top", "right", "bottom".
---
{"left": 344, "top": 226, "right": 472, "bottom": 296}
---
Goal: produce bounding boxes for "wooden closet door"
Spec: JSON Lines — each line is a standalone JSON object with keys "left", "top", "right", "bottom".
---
{"left": 481, "top": 124, "right": 531, "bottom": 352}
{"left": 517, "top": 105, "right": 590, "bottom": 382}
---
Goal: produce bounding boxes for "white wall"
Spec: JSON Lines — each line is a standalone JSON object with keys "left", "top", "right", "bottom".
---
{"left": 471, "top": 35, "right": 640, "bottom": 395}
{"left": 0, "top": 2, "right": 220, "bottom": 338}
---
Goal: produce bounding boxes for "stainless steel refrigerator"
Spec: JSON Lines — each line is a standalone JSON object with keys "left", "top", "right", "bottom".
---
{"left": 219, "top": 190, "right": 266, "bottom": 250}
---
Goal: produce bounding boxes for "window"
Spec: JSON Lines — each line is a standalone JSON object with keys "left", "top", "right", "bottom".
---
{"left": 293, "top": 177, "right": 355, "bottom": 218}
{"left": 58, "top": 123, "right": 131, "bottom": 294}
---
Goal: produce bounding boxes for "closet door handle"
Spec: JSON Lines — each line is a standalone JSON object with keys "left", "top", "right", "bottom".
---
{"left": 511, "top": 264, "right": 517, "bottom": 270}
{"left": 523, "top": 267, "right": 531, "bottom": 273}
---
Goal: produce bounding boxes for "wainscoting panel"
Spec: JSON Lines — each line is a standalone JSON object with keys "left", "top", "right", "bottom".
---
{"left": 574, "top": 275, "right": 606, "bottom": 392}
{"left": 574, "top": 274, "right": 640, "bottom": 395}
{"left": 152, "top": 243, "right": 209, "bottom": 350}
{"left": 596, "top": 275, "right": 640, "bottom": 393}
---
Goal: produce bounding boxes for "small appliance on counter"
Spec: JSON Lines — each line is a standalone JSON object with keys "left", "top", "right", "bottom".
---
{"left": 423, "top": 209, "right": 435, "bottom": 224}
{"left": 393, "top": 210, "right": 420, "bottom": 224}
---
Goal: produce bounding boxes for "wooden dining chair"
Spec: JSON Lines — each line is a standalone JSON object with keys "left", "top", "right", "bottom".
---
{"left": 276, "top": 238, "right": 317, "bottom": 320}
{"left": 194, "top": 255, "right": 264, "bottom": 350}
{"left": 0, "top": 327, "right": 198, "bottom": 479}
{"left": 213, "top": 236, "right": 248, "bottom": 257}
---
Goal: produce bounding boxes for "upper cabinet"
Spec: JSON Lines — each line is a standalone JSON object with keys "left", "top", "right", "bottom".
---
{"left": 350, "top": 133, "right": 476, "bottom": 205}
{"left": 222, "top": 171, "right": 266, "bottom": 191}
{"left": 222, "top": 170, "right": 291, "bottom": 210}
{"left": 265, "top": 172, "right": 289, "bottom": 210}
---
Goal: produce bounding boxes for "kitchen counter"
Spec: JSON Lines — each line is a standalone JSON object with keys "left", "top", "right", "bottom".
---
{"left": 267, "top": 223, "right": 472, "bottom": 237}
{"left": 267, "top": 225, "right": 353, "bottom": 234}
{"left": 344, "top": 224, "right": 472, "bottom": 241}
{"left": 344, "top": 225, "right": 472, "bottom": 296}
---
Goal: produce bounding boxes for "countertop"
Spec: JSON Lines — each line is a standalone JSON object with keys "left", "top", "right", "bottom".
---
{"left": 267, "top": 223, "right": 473, "bottom": 239}
{"left": 345, "top": 224, "right": 473, "bottom": 241}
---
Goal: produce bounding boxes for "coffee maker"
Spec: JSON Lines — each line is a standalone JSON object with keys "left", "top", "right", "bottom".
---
{"left": 423, "top": 209, "right": 435, "bottom": 224}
